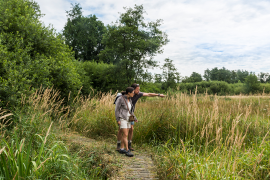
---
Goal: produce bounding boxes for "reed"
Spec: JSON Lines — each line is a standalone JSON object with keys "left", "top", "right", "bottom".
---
{"left": 0, "top": 87, "right": 101, "bottom": 179}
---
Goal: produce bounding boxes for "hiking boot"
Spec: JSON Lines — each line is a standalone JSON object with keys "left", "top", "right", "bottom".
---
{"left": 128, "top": 142, "right": 134, "bottom": 151}
{"left": 126, "top": 150, "right": 134, "bottom": 157}
{"left": 116, "top": 142, "right": 121, "bottom": 151}
{"left": 118, "top": 149, "right": 128, "bottom": 154}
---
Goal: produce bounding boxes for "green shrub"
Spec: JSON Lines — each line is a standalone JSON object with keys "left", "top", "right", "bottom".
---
{"left": 244, "top": 74, "right": 262, "bottom": 94}
{"left": 0, "top": 0, "right": 82, "bottom": 107}
{"left": 80, "top": 61, "right": 118, "bottom": 94}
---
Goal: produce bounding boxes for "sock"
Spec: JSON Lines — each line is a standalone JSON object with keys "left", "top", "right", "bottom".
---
{"left": 117, "top": 141, "right": 121, "bottom": 143}
{"left": 120, "top": 148, "right": 124, "bottom": 150}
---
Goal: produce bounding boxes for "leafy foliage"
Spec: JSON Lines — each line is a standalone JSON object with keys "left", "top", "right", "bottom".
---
{"left": 244, "top": 74, "right": 261, "bottom": 94}
{"left": 258, "top": 72, "right": 270, "bottom": 83}
{"left": 79, "top": 61, "right": 122, "bottom": 93}
{"left": 100, "top": 4, "right": 169, "bottom": 86}
{"left": 63, "top": 3, "right": 106, "bottom": 61}
{"left": 0, "top": 0, "right": 82, "bottom": 107}
{"left": 182, "top": 72, "right": 202, "bottom": 83}
{"left": 162, "top": 58, "right": 180, "bottom": 89}
{"left": 204, "top": 67, "right": 250, "bottom": 83}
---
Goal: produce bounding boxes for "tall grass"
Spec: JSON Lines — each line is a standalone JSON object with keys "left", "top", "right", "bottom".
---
{"left": 70, "top": 90, "right": 270, "bottom": 179}
{"left": 135, "top": 93, "right": 270, "bottom": 179}
{"left": 0, "top": 87, "right": 108, "bottom": 179}
{"left": 0, "top": 123, "right": 73, "bottom": 179}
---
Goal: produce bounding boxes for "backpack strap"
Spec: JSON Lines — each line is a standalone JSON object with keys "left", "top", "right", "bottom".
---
{"left": 122, "top": 96, "right": 132, "bottom": 115}
{"left": 114, "top": 96, "right": 121, "bottom": 104}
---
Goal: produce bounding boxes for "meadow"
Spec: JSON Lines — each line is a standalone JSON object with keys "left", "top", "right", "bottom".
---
{"left": 71, "top": 90, "right": 270, "bottom": 179}
{"left": 1, "top": 88, "right": 270, "bottom": 179}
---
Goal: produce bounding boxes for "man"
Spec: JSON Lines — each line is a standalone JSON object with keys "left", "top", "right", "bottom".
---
{"left": 116, "top": 83, "right": 165, "bottom": 151}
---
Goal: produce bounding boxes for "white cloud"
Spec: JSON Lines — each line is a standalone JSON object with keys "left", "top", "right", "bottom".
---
{"left": 35, "top": 0, "right": 270, "bottom": 77}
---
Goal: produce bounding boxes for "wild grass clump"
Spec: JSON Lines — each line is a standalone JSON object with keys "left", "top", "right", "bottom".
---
{"left": 67, "top": 91, "right": 118, "bottom": 138}
{"left": 0, "top": 124, "right": 75, "bottom": 179}
{"left": 0, "top": 87, "right": 109, "bottom": 179}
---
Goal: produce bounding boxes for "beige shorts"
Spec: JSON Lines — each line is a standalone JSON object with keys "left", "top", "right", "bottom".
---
{"left": 120, "top": 118, "right": 131, "bottom": 129}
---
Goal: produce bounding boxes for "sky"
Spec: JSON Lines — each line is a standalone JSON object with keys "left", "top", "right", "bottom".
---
{"left": 35, "top": 0, "right": 270, "bottom": 77}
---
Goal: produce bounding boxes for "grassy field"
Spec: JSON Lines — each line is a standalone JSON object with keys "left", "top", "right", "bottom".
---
{"left": 1, "top": 88, "right": 270, "bottom": 179}
{"left": 71, "top": 91, "right": 270, "bottom": 179}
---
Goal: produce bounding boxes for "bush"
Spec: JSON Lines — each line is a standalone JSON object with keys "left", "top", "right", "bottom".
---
{"left": 139, "top": 82, "right": 164, "bottom": 93}
{"left": 261, "top": 83, "right": 270, "bottom": 94}
{"left": 80, "top": 61, "right": 118, "bottom": 94}
{"left": 0, "top": 0, "right": 82, "bottom": 107}
{"left": 244, "top": 74, "right": 262, "bottom": 94}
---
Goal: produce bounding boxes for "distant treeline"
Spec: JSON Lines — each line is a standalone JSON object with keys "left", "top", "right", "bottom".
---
{"left": 182, "top": 67, "right": 270, "bottom": 84}
{"left": 178, "top": 81, "right": 270, "bottom": 95}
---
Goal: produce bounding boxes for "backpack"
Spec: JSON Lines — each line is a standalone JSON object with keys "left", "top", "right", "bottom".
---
{"left": 113, "top": 93, "right": 122, "bottom": 104}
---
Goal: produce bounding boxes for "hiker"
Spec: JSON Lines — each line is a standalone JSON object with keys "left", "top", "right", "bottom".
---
{"left": 116, "top": 83, "right": 165, "bottom": 151}
{"left": 115, "top": 87, "right": 137, "bottom": 157}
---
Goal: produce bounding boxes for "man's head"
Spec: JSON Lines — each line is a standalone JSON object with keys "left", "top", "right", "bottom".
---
{"left": 131, "top": 83, "right": 140, "bottom": 95}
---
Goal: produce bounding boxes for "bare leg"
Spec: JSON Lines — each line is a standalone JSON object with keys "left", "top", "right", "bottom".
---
{"left": 116, "top": 128, "right": 122, "bottom": 150}
{"left": 117, "top": 127, "right": 122, "bottom": 141}
{"left": 121, "top": 128, "right": 129, "bottom": 151}
{"left": 128, "top": 125, "right": 134, "bottom": 141}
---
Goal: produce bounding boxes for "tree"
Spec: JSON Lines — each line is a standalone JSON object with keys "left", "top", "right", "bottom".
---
{"left": 63, "top": 3, "right": 106, "bottom": 61}
{"left": 219, "top": 67, "right": 231, "bottom": 83}
{"left": 182, "top": 72, "right": 202, "bottom": 83}
{"left": 210, "top": 67, "right": 219, "bottom": 81}
{"left": 231, "top": 70, "right": 238, "bottom": 83}
{"left": 162, "top": 58, "right": 180, "bottom": 89}
{"left": 99, "top": 4, "right": 169, "bottom": 86}
{"left": 154, "top": 74, "right": 162, "bottom": 83}
{"left": 204, "top": 68, "right": 211, "bottom": 81}
{"left": 236, "top": 70, "right": 249, "bottom": 83}
{"left": 244, "top": 74, "right": 261, "bottom": 94}
{"left": 258, "top": 72, "right": 270, "bottom": 83}
{"left": 0, "top": 0, "right": 82, "bottom": 107}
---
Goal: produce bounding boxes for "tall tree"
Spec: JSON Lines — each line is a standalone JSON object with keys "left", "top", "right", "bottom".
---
{"left": 231, "top": 70, "right": 238, "bottom": 83}
{"left": 210, "top": 67, "right": 219, "bottom": 81}
{"left": 182, "top": 72, "right": 202, "bottom": 83}
{"left": 258, "top": 72, "right": 270, "bottom": 83}
{"left": 162, "top": 58, "right": 180, "bottom": 89}
{"left": 99, "top": 4, "right": 169, "bottom": 86}
{"left": 236, "top": 70, "right": 249, "bottom": 83}
{"left": 154, "top": 74, "right": 163, "bottom": 83}
{"left": 219, "top": 67, "right": 231, "bottom": 83}
{"left": 244, "top": 74, "right": 261, "bottom": 94}
{"left": 63, "top": 3, "right": 106, "bottom": 61}
{"left": 203, "top": 68, "right": 211, "bottom": 81}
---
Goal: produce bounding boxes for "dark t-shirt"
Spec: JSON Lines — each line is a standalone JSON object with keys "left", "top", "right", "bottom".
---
{"left": 131, "top": 92, "right": 143, "bottom": 111}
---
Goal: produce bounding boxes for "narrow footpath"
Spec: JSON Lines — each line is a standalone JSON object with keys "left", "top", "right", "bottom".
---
{"left": 115, "top": 151, "right": 158, "bottom": 180}
{"left": 61, "top": 132, "right": 158, "bottom": 180}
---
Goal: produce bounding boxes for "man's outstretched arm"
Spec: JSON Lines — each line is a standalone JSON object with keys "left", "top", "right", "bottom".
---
{"left": 143, "top": 93, "right": 166, "bottom": 97}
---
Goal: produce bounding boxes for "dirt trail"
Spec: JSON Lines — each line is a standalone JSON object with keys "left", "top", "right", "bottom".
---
{"left": 61, "top": 132, "right": 158, "bottom": 180}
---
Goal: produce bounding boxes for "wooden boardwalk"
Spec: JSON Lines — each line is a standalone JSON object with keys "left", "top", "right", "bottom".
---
{"left": 61, "top": 132, "right": 158, "bottom": 180}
